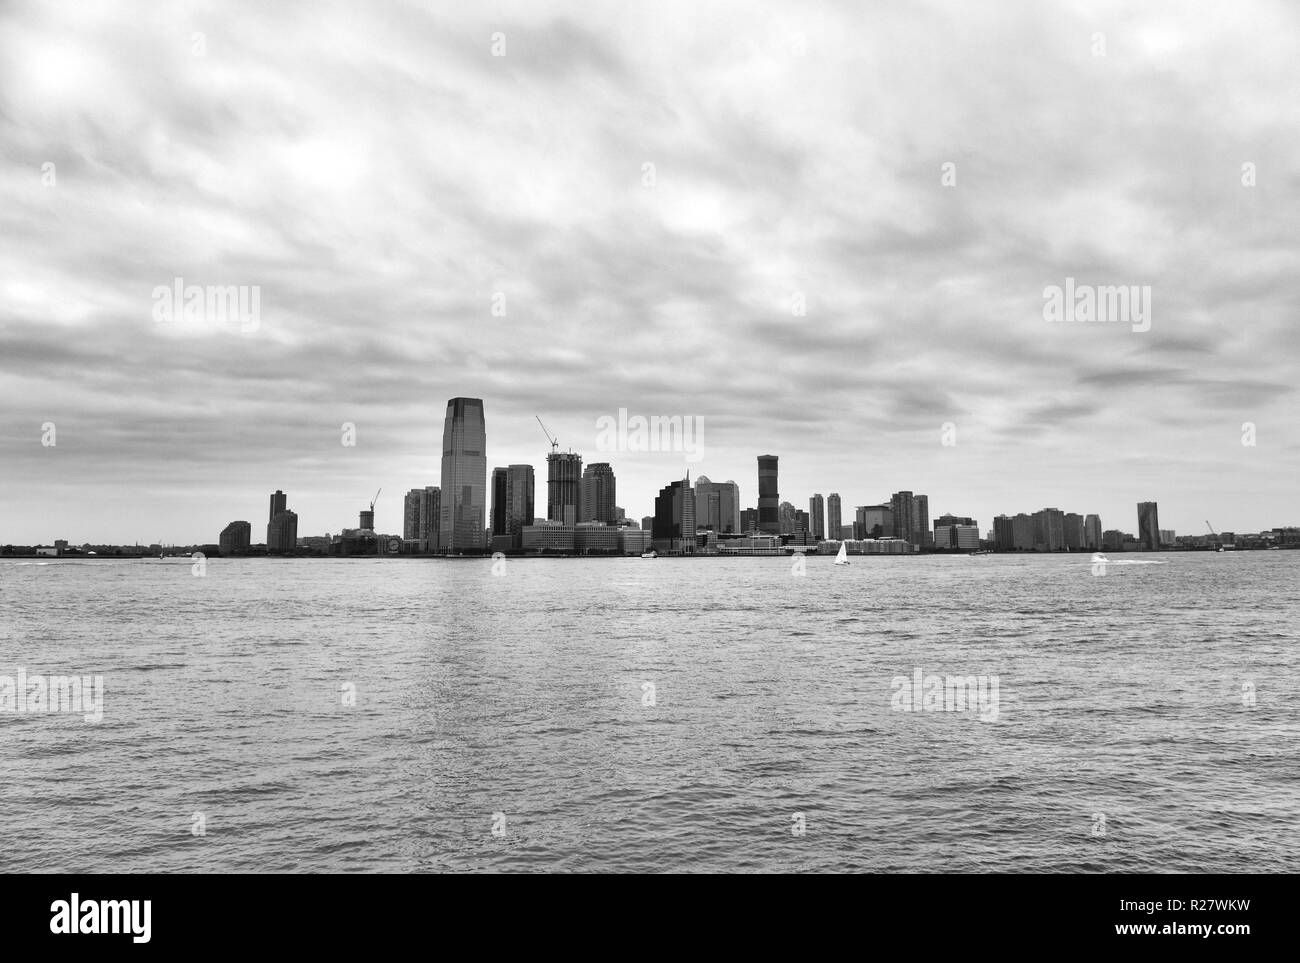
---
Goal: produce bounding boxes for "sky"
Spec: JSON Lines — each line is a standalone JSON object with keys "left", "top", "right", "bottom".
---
{"left": 2, "top": 0, "right": 1298, "bottom": 545}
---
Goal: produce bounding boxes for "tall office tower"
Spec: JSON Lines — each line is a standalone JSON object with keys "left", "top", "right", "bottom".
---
{"left": 1084, "top": 514, "right": 1102, "bottom": 550}
{"left": 1012, "top": 513, "right": 1035, "bottom": 550}
{"left": 490, "top": 468, "right": 509, "bottom": 541}
{"left": 404, "top": 490, "right": 422, "bottom": 541}
{"left": 757, "top": 455, "right": 780, "bottom": 534}
{"left": 912, "top": 494, "right": 930, "bottom": 547}
{"left": 505, "top": 465, "right": 535, "bottom": 548}
{"left": 438, "top": 397, "right": 487, "bottom": 552}
{"left": 267, "top": 510, "right": 298, "bottom": 554}
{"left": 827, "top": 493, "right": 842, "bottom": 540}
{"left": 641, "top": 515, "right": 654, "bottom": 531}
{"left": 547, "top": 451, "right": 583, "bottom": 525}
{"left": 404, "top": 487, "right": 440, "bottom": 551}
{"left": 854, "top": 506, "right": 868, "bottom": 540}
{"left": 890, "top": 491, "right": 916, "bottom": 546}
{"left": 1137, "top": 501, "right": 1161, "bottom": 551}
{"left": 810, "top": 494, "right": 826, "bottom": 540}
{"left": 795, "top": 510, "right": 808, "bottom": 533}
{"left": 740, "top": 508, "right": 758, "bottom": 533}
{"left": 694, "top": 476, "right": 730, "bottom": 531}
{"left": 694, "top": 478, "right": 740, "bottom": 533}
{"left": 1063, "top": 512, "right": 1085, "bottom": 550}
{"left": 652, "top": 476, "right": 697, "bottom": 554}
{"left": 859, "top": 504, "right": 893, "bottom": 538}
{"left": 580, "top": 462, "right": 617, "bottom": 524}
{"left": 993, "top": 515, "right": 1015, "bottom": 551}
{"left": 778, "top": 501, "right": 798, "bottom": 535}
{"left": 219, "top": 521, "right": 251, "bottom": 556}
{"left": 359, "top": 506, "right": 374, "bottom": 531}
{"left": 1032, "top": 507, "right": 1066, "bottom": 551}
{"left": 268, "top": 490, "right": 286, "bottom": 523}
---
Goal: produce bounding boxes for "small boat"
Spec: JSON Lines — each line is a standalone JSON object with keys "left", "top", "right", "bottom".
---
{"left": 640, "top": 550, "right": 657, "bottom": 559}
{"left": 834, "top": 542, "right": 850, "bottom": 566}
{"left": 968, "top": 549, "right": 993, "bottom": 556}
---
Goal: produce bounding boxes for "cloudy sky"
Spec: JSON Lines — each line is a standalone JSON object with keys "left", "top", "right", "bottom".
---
{"left": 2, "top": 0, "right": 1297, "bottom": 545}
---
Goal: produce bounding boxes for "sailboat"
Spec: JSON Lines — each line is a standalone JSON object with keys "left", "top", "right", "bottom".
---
{"left": 834, "top": 542, "right": 850, "bottom": 566}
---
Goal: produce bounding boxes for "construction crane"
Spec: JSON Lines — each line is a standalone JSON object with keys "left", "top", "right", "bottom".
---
{"left": 536, "top": 416, "right": 558, "bottom": 454}
{"left": 371, "top": 488, "right": 382, "bottom": 513}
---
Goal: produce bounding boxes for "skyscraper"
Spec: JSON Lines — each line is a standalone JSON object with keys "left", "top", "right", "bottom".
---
{"left": 491, "top": 468, "right": 509, "bottom": 542}
{"left": 993, "top": 515, "right": 1014, "bottom": 551}
{"left": 1063, "top": 512, "right": 1085, "bottom": 550}
{"left": 652, "top": 476, "right": 696, "bottom": 554}
{"left": 439, "top": 397, "right": 487, "bottom": 552}
{"left": 912, "top": 494, "right": 930, "bottom": 547}
{"left": 890, "top": 492, "right": 916, "bottom": 546}
{"left": 1137, "top": 501, "right": 1161, "bottom": 551}
{"left": 547, "top": 451, "right": 583, "bottom": 525}
{"left": 827, "top": 494, "right": 842, "bottom": 541}
{"left": 580, "top": 462, "right": 616, "bottom": 524}
{"left": 1012, "top": 513, "right": 1035, "bottom": 550}
{"left": 809, "top": 494, "right": 825, "bottom": 540}
{"left": 267, "top": 509, "right": 298, "bottom": 554}
{"left": 1085, "top": 514, "right": 1102, "bottom": 549}
{"left": 1032, "top": 508, "right": 1065, "bottom": 551}
{"left": 219, "top": 520, "right": 251, "bottom": 556}
{"left": 268, "top": 490, "right": 286, "bottom": 523}
{"left": 506, "top": 465, "right": 535, "bottom": 548}
{"left": 404, "top": 486, "right": 440, "bottom": 552}
{"left": 757, "top": 455, "right": 779, "bottom": 534}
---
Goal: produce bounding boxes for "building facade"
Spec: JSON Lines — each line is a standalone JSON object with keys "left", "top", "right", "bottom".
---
{"left": 219, "top": 520, "right": 251, "bottom": 556}
{"left": 1137, "top": 501, "right": 1161, "bottom": 551}
{"left": 439, "top": 397, "right": 487, "bottom": 552}
{"left": 757, "top": 455, "right": 780, "bottom": 534}
{"left": 809, "top": 494, "right": 825, "bottom": 540}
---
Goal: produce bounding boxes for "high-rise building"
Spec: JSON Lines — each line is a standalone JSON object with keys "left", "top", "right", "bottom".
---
{"left": 694, "top": 476, "right": 738, "bottom": 532}
{"left": 912, "top": 494, "right": 931, "bottom": 547}
{"left": 1159, "top": 528, "right": 1176, "bottom": 547}
{"left": 1084, "top": 514, "right": 1102, "bottom": 549}
{"left": 993, "top": 515, "right": 1014, "bottom": 551}
{"left": 1012, "top": 513, "right": 1035, "bottom": 550}
{"left": 859, "top": 504, "right": 893, "bottom": 538}
{"left": 933, "top": 515, "right": 978, "bottom": 551}
{"left": 580, "top": 462, "right": 616, "bottom": 524}
{"left": 491, "top": 468, "right": 509, "bottom": 544}
{"left": 740, "top": 508, "right": 758, "bottom": 533}
{"left": 652, "top": 476, "right": 697, "bottom": 554}
{"left": 757, "top": 455, "right": 779, "bottom": 534}
{"left": 267, "top": 510, "right": 298, "bottom": 554}
{"left": 506, "top": 465, "right": 534, "bottom": 548}
{"left": 1137, "top": 501, "right": 1161, "bottom": 551}
{"left": 439, "top": 397, "right": 487, "bottom": 552}
{"left": 1063, "top": 512, "right": 1085, "bottom": 550}
{"left": 641, "top": 515, "right": 654, "bottom": 531}
{"left": 778, "top": 500, "right": 798, "bottom": 535}
{"left": 547, "top": 451, "right": 583, "bottom": 526}
{"left": 268, "top": 490, "right": 286, "bottom": 523}
{"left": 219, "top": 520, "right": 251, "bottom": 556}
{"left": 404, "top": 486, "right": 440, "bottom": 552}
{"left": 890, "top": 492, "right": 916, "bottom": 546}
{"left": 809, "top": 494, "right": 825, "bottom": 540}
{"left": 827, "top": 494, "right": 842, "bottom": 540}
{"left": 1032, "top": 508, "right": 1066, "bottom": 551}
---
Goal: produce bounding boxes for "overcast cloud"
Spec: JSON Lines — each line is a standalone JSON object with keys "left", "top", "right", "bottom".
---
{"left": 2, "top": 0, "right": 1297, "bottom": 544}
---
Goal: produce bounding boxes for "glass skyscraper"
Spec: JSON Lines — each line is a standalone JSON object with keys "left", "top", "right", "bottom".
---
{"left": 439, "top": 397, "right": 487, "bottom": 552}
{"left": 757, "top": 455, "right": 779, "bottom": 534}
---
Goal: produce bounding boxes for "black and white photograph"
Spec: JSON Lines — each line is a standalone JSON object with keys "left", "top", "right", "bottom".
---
{"left": 1, "top": 0, "right": 1295, "bottom": 941}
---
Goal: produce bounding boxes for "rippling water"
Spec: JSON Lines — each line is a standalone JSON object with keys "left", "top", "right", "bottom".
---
{"left": 1, "top": 552, "right": 1296, "bottom": 873}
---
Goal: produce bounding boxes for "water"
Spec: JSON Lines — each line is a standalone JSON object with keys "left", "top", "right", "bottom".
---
{"left": 1, "top": 552, "right": 1296, "bottom": 873}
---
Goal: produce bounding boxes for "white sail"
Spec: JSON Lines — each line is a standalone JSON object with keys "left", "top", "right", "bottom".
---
{"left": 835, "top": 542, "right": 849, "bottom": 565}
